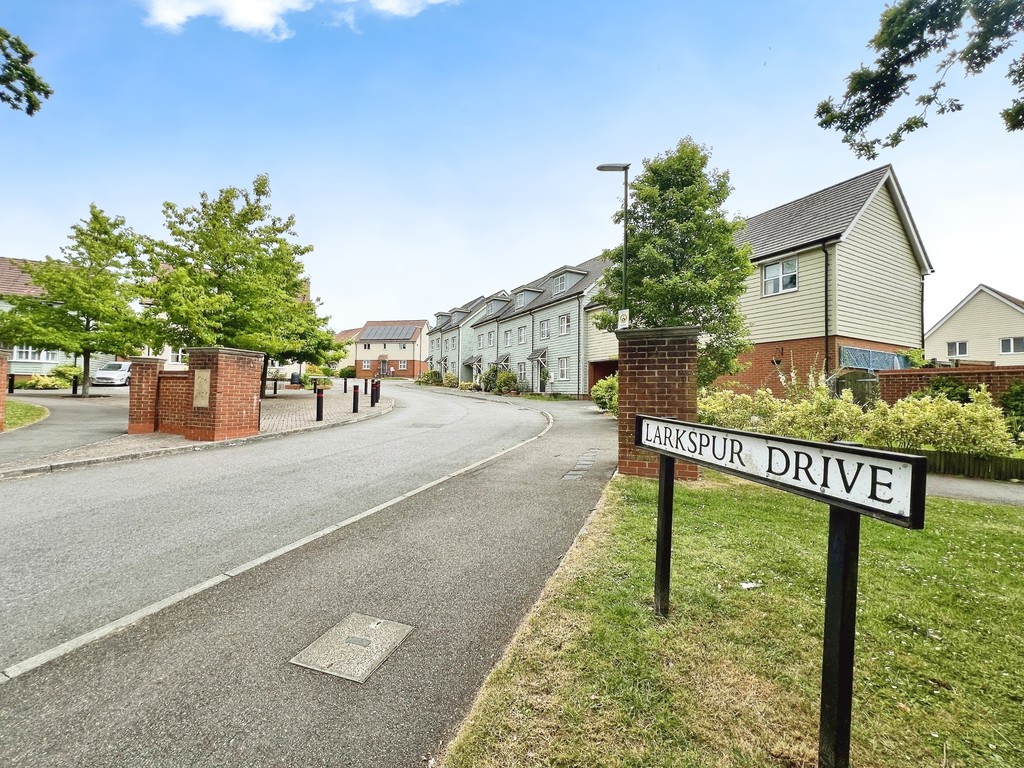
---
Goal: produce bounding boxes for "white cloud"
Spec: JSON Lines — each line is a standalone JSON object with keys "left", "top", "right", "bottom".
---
{"left": 144, "top": 0, "right": 459, "bottom": 39}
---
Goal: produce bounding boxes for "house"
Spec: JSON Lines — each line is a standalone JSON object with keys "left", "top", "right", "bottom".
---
{"left": 727, "top": 165, "right": 933, "bottom": 392}
{"left": 353, "top": 320, "right": 430, "bottom": 378}
{"left": 426, "top": 295, "right": 489, "bottom": 380}
{"left": 924, "top": 285, "right": 1024, "bottom": 366}
{"left": 0, "top": 256, "right": 117, "bottom": 380}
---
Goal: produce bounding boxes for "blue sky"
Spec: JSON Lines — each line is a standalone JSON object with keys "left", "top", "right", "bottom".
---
{"left": 3, "top": 1, "right": 1020, "bottom": 332}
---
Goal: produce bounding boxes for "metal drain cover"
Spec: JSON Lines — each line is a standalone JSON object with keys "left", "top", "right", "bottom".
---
{"left": 290, "top": 613, "right": 414, "bottom": 683}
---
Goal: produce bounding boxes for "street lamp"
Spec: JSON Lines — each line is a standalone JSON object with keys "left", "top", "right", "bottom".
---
{"left": 597, "top": 163, "right": 630, "bottom": 319}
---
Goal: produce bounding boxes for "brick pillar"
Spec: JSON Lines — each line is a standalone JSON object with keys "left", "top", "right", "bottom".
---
{"left": 0, "top": 348, "right": 9, "bottom": 433}
{"left": 615, "top": 326, "right": 700, "bottom": 481}
{"left": 128, "top": 356, "right": 165, "bottom": 434}
{"left": 186, "top": 347, "right": 263, "bottom": 441}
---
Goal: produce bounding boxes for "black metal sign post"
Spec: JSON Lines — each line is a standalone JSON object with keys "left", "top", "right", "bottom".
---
{"left": 634, "top": 415, "right": 926, "bottom": 768}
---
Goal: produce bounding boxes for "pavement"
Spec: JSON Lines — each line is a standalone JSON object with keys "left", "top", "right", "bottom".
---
{"left": 0, "top": 382, "right": 392, "bottom": 479}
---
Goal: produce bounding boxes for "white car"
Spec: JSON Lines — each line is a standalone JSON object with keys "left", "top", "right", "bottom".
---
{"left": 90, "top": 362, "right": 132, "bottom": 386}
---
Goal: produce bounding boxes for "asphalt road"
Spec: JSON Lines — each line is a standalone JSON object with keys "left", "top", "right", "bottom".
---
{"left": 0, "top": 384, "right": 618, "bottom": 767}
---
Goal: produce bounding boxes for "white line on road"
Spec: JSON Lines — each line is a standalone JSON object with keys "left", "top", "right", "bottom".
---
{"left": 1, "top": 408, "right": 555, "bottom": 683}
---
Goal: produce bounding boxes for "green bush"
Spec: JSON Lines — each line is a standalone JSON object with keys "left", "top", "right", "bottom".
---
{"left": 458, "top": 381, "right": 473, "bottom": 391}
{"left": 416, "top": 370, "right": 442, "bottom": 386}
{"left": 699, "top": 386, "right": 864, "bottom": 443}
{"left": 863, "top": 388, "right": 1015, "bottom": 457}
{"left": 443, "top": 372, "right": 459, "bottom": 388}
{"left": 912, "top": 375, "right": 973, "bottom": 404}
{"left": 49, "top": 364, "right": 84, "bottom": 385}
{"left": 590, "top": 373, "right": 619, "bottom": 414}
{"left": 337, "top": 365, "right": 356, "bottom": 379}
{"left": 494, "top": 370, "right": 519, "bottom": 393}
{"left": 698, "top": 388, "right": 785, "bottom": 433}
{"left": 24, "top": 374, "right": 64, "bottom": 390}
{"left": 481, "top": 366, "right": 499, "bottom": 393}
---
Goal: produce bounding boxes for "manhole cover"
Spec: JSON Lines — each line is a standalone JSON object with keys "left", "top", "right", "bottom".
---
{"left": 290, "top": 613, "right": 414, "bottom": 683}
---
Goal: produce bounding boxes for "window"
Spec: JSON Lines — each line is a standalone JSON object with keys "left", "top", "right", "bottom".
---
{"left": 398, "top": 360, "right": 408, "bottom": 370}
{"left": 558, "top": 357, "right": 569, "bottom": 380}
{"left": 363, "top": 343, "right": 370, "bottom": 350}
{"left": 1000, "top": 337, "right": 1024, "bottom": 354}
{"left": 382, "top": 343, "right": 387, "bottom": 349}
{"left": 553, "top": 274, "right": 567, "bottom": 294}
{"left": 946, "top": 341, "right": 968, "bottom": 357}
{"left": 518, "top": 326, "right": 526, "bottom": 344}
{"left": 517, "top": 362, "right": 526, "bottom": 380}
{"left": 539, "top": 320, "right": 550, "bottom": 340}
{"left": 362, "top": 360, "right": 371, "bottom": 370}
{"left": 504, "top": 330, "right": 513, "bottom": 347}
{"left": 516, "top": 292, "right": 526, "bottom": 308}
{"left": 478, "top": 333, "right": 484, "bottom": 348}
{"left": 486, "top": 301, "right": 495, "bottom": 315}
{"left": 558, "top": 314, "right": 571, "bottom": 335}
{"left": 487, "top": 331, "right": 495, "bottom": 347}
{"left": 13, "top": 346, "right": 58, "bottom": 362}
{"left": 444, "top": 338, "right": 449, "bottom": 351}
{"left": 171, "top": 348, "right": 186, "bottom": 364}
{"left": 763, "top": 257, "right": 798, "bottom": 295}
{"left": 399, "top": 343, "right": 407, "bottom": 350}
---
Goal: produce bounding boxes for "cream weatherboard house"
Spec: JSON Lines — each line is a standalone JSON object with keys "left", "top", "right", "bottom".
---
{"left": 924, "top": 285, "right": 1024, "bottom": 366}
{"left": 728, "top": 164, "right": 934, "bottom": 392}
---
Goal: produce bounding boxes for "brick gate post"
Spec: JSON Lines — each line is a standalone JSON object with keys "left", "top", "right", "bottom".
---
{"left": 185, "top": 347, "right": 263, "bottom": 441}
{"left": 614, "top": 326, "right": 700, "bottom": 481}
{"left": 127, "top": 356, "right": 165, "bottom": 434}
{"left": 0, "top": 348, "right": 9, "bottom": 433}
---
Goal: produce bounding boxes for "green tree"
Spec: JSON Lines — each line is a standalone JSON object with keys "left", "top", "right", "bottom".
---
{"left": 136, "top": 174, "right": 340, "bottom": 389}
{"left": 816, "top": 0, "right": 1024, "bottom": 159}
{"left": 1, "top": 27, "right": 53, "bottom": 116}
{"left": 590, "top": 138, "right": 753, "bottom": 387}
{"left": 0, "top": 205, "right": 145, "bottom": 396}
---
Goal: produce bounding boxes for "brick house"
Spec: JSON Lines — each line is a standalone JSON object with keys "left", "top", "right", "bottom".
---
{"left": 724, "top": 165, "right": 934, "bottom": 393}
{"left": 352, "top": 320, "right": 430, "bottom": 379}
{"left": 924, "top": 285, "right": 1024, "bottom": 366}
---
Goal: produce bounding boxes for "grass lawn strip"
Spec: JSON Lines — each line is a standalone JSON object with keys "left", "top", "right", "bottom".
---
{"left": 440, "top": 474, "right": 1023, "bottom": 768}
{"left": 2, "top": 400, "right": 48, "bottom": 431}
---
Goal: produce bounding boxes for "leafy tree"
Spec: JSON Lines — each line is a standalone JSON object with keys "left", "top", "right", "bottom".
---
{"left": 590, "top": 138, "right": 753, "bottom": 387}
{"left": 1, "top": 27, "right": 52, "bottom": 116}
{"left": 0, "top": 205, "right": 145, "bottom": 396}
{"left": 816, "top": 0, "right": 1024, "bottom": 159}
{"left": 135, "top": 174, "right": 340, "bottom": 390}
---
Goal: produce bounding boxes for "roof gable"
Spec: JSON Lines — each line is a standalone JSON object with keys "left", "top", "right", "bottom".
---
{"left": 925, "top": 284, "right": 1024, "bottom": 338}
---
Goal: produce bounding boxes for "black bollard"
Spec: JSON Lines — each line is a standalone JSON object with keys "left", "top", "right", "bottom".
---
{"left": 7, "top": 374, "right": 14, "bottom": 394}
{"left": 374, "top": 379, "right": 380, "bottom": 406}
{"left": 343, "top": 377, "right": 347, "bottom": 393}
{"left": 273, "top": 379, "right": 279, "bottom": 395}
{"left": 352, "top": 385, "right": 359, "bottom": 413}
{"left": 71, "top": 376, "right": 79, "bottom": 396}
{"left": 316, "top": 388, "right": 324, "bottom": 422}
{"left": 370, "top": 379, "right": 376, "bottom": 407}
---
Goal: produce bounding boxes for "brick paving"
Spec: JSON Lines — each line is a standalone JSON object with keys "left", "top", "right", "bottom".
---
{"left": 0, "top": 386, "right": 392, "bottom": 479}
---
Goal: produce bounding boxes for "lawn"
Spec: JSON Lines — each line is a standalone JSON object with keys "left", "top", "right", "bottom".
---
{"left": 2, "top": 400, "right": 48, "bottom": 431}
{"left": 441, "top": 474, "right": 1023, "bottom": 768}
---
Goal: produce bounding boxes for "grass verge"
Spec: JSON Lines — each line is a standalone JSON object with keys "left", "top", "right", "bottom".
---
{"left": 440, "top": 474, "right": 1023, "bottom": 768}
{"left": 2, "top": 400, "right": 48, "bottom": 431}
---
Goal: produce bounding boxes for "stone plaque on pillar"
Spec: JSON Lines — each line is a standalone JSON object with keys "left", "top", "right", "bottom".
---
{"left": 193, "top": 369, "right": 211, "bottom": 408}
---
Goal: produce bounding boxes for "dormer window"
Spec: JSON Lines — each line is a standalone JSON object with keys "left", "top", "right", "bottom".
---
{"left": 553, "top": 274, "right": 567, "bottom": 295}
{"left": 486, "top": 301, "right": 495, "bottom": 315}
{"left": 516, "top": 292, "right": 526, "bottom": 308}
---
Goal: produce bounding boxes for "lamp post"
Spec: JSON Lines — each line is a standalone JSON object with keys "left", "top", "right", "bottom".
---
{"left": 597, "top": 162, "right": 630, "bottom": 319}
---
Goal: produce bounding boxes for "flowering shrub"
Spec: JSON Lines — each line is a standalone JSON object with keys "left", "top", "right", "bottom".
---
{"left": 24, "top": 374, "right": 65, "bottom": 390}
{"left": 591, "top": 373, "right": 618, "bottom": 414}
{"left": 443, "top": 372, "right": 459, "bottom": 388}
{"left": 697, "top": 388, "right": 784, "bottom": 433}
{"left": 698, "top": 386, "right": 863, "bottom": 443}
{"left": 458, "top": 381, "right": 473, "bottom": 391}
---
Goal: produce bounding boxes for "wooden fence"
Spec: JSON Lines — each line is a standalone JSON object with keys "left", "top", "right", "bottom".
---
{"left": 904, "top": 449, "right": 1024, "bottom": 482}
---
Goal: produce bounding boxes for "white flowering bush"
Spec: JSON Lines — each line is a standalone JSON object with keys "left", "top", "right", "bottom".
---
{"left": 774, "top": 387, "right": 867, "bottom": 443}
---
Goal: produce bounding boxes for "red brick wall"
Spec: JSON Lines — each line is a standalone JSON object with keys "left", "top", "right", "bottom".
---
{"left": 719, "top": 336, "right": 911, "bottom": 395}
{"left": 129, "top": 348, "right": 262, "bottom": 441}
{"left": 877, "top": 366, "right": 1024, "bottom": 405}
{"left": 615, "top": 327, "right": 700, "bottom": 481}
{"left": 0, "top": 349, "right": 9, "bottom": 432}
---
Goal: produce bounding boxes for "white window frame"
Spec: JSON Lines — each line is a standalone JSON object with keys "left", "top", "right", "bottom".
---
{"left": 361, "top": 360, "right": 371, "bottom": 370}
{"left": 1000, "top": 337, "right": 1024, "bottom": 354}
{"left": 516, "top": 292, "right": 525, "bottom": 308}
{"left": 553, "top": 274, "right": 567, "bottom": 295}
{"left": 558, "top": 357, "right": 569, "bottom": 380}
{"left": 539, "top": 320, "right": 550, "bottom": 340}
{"left": 171, "top": 348, "right": 186, "bottom": 364}
{"left": 398, "top": 360, "right": 408, "bottom": 370}
{"left": 13, "top": 346, "right": 58, "bottom": 362}
{"left": 517, "top": 362, "right": 526, "bottom": 380}
{"left": 558, "top": 314, "right": 571, "bottom": 336}
{"left": 763, "top": 257, "right": 798, "bottom": 296}
{"left": 487, "top": 331, "right": 495, "bottom": 347}
{"left": 478, "top": 334, "right": 484, "bottom": 348}
{"left": 518, "top": 326, "right": 526, "bottom": 344}
{"left": 947, "top": 341, "right": 969, "bottom": 357}
{"left": 444, "top": 338, "right": 449, "bottom": 351}
{"left": 363, "top": 343, "right": 370, "bottom": 350}
{"left": 504, "top": 329, "right": 513, "bottom": 347}
{"left": 399, "top": 342, "right": 407, "bottom": 350}
{"left": 486, "top": 301, "right": 495, "bottom": 316}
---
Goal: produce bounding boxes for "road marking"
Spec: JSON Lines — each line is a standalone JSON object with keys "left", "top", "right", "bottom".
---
{"left": 1, "top": 409, "right": 554, "bottom": 682}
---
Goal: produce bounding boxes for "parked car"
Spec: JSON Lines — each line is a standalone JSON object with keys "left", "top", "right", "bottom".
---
{"left": 90, "top": 361, "right": 132, "bottom": 386}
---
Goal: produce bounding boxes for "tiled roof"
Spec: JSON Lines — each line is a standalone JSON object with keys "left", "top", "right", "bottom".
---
{"left": 356, "top": 320, "right": 427, "bottom": 341}
{"left": 987, "top": 285, "right": 1024, "bottom": 311}
{"left": 0, "top": 257, "right": 45, "bottom": 298}
{"left": 489, "top": 255, "right": 611, "bottom": 324}
{"left": 738, "top": 166, "right": 892, "bottom": 261}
